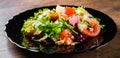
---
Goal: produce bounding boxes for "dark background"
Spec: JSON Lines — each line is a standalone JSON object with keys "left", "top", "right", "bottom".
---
{"left": 0, "top": 0, "right": 120, "bottom": 58}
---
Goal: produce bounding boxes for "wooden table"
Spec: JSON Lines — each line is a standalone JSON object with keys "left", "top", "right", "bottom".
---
{"left": 0, "top": 0, "right": 120, "bottom": 58}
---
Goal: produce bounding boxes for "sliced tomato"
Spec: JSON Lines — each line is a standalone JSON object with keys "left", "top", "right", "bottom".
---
{"left": 65, "top": 7, "right": 76, "bottom": 17}
{"left": 82, "top": 19, "right": 101, "bottom": 37}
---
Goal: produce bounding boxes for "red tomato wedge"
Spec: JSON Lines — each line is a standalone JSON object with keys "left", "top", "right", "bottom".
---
{"left": 65, "top": 7, "right": 76, "bottom": 17}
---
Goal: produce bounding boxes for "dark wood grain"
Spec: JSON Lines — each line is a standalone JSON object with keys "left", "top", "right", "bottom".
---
{"left": 0, "top": 0, "right": 120, "bottom": 58}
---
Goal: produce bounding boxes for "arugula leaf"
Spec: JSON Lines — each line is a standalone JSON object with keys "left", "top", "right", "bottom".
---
{"left": 37, "top": 20, "right": 64, "bottom": 42}
{"left": 37, "top": 12, "right": 51, "bottom": 23}
{"left": 38, "top": 8, "right": 50, "bottom": 12}
{"left": 21, "top": 19, "right": 35, "bottom": 34}
{"left": 34, "top": 12, "right": 38, "bottom": 20}
{"left": 96, "top": 18, "right": 101, "bottom": 22}
{"left": 100, "top": 24, "right": 105, "bottom": 29}
{"left": 74, "top": 7, "right": 88, "bottom": 16}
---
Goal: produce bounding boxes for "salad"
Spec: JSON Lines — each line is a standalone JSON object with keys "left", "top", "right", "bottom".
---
{"left": 21, "top": 5, "right": 105, "bottom": 54}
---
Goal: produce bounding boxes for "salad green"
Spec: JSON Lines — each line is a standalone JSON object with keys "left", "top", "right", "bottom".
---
{"left": 21, "top": 5, "right": 105, "bottom": 53}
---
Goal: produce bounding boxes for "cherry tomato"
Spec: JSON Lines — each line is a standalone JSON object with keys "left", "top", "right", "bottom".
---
{"left": 65, "top": 7, "right": 76, "bottom": 17}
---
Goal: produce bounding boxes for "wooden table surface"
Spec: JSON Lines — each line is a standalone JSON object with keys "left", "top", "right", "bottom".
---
{"left": 0, "top": 0, "right": 120, "bottom": 58}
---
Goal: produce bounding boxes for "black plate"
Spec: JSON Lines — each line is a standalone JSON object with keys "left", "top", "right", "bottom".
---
{"left": 5, "top": 5, "right": 117, "bottom": 54}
